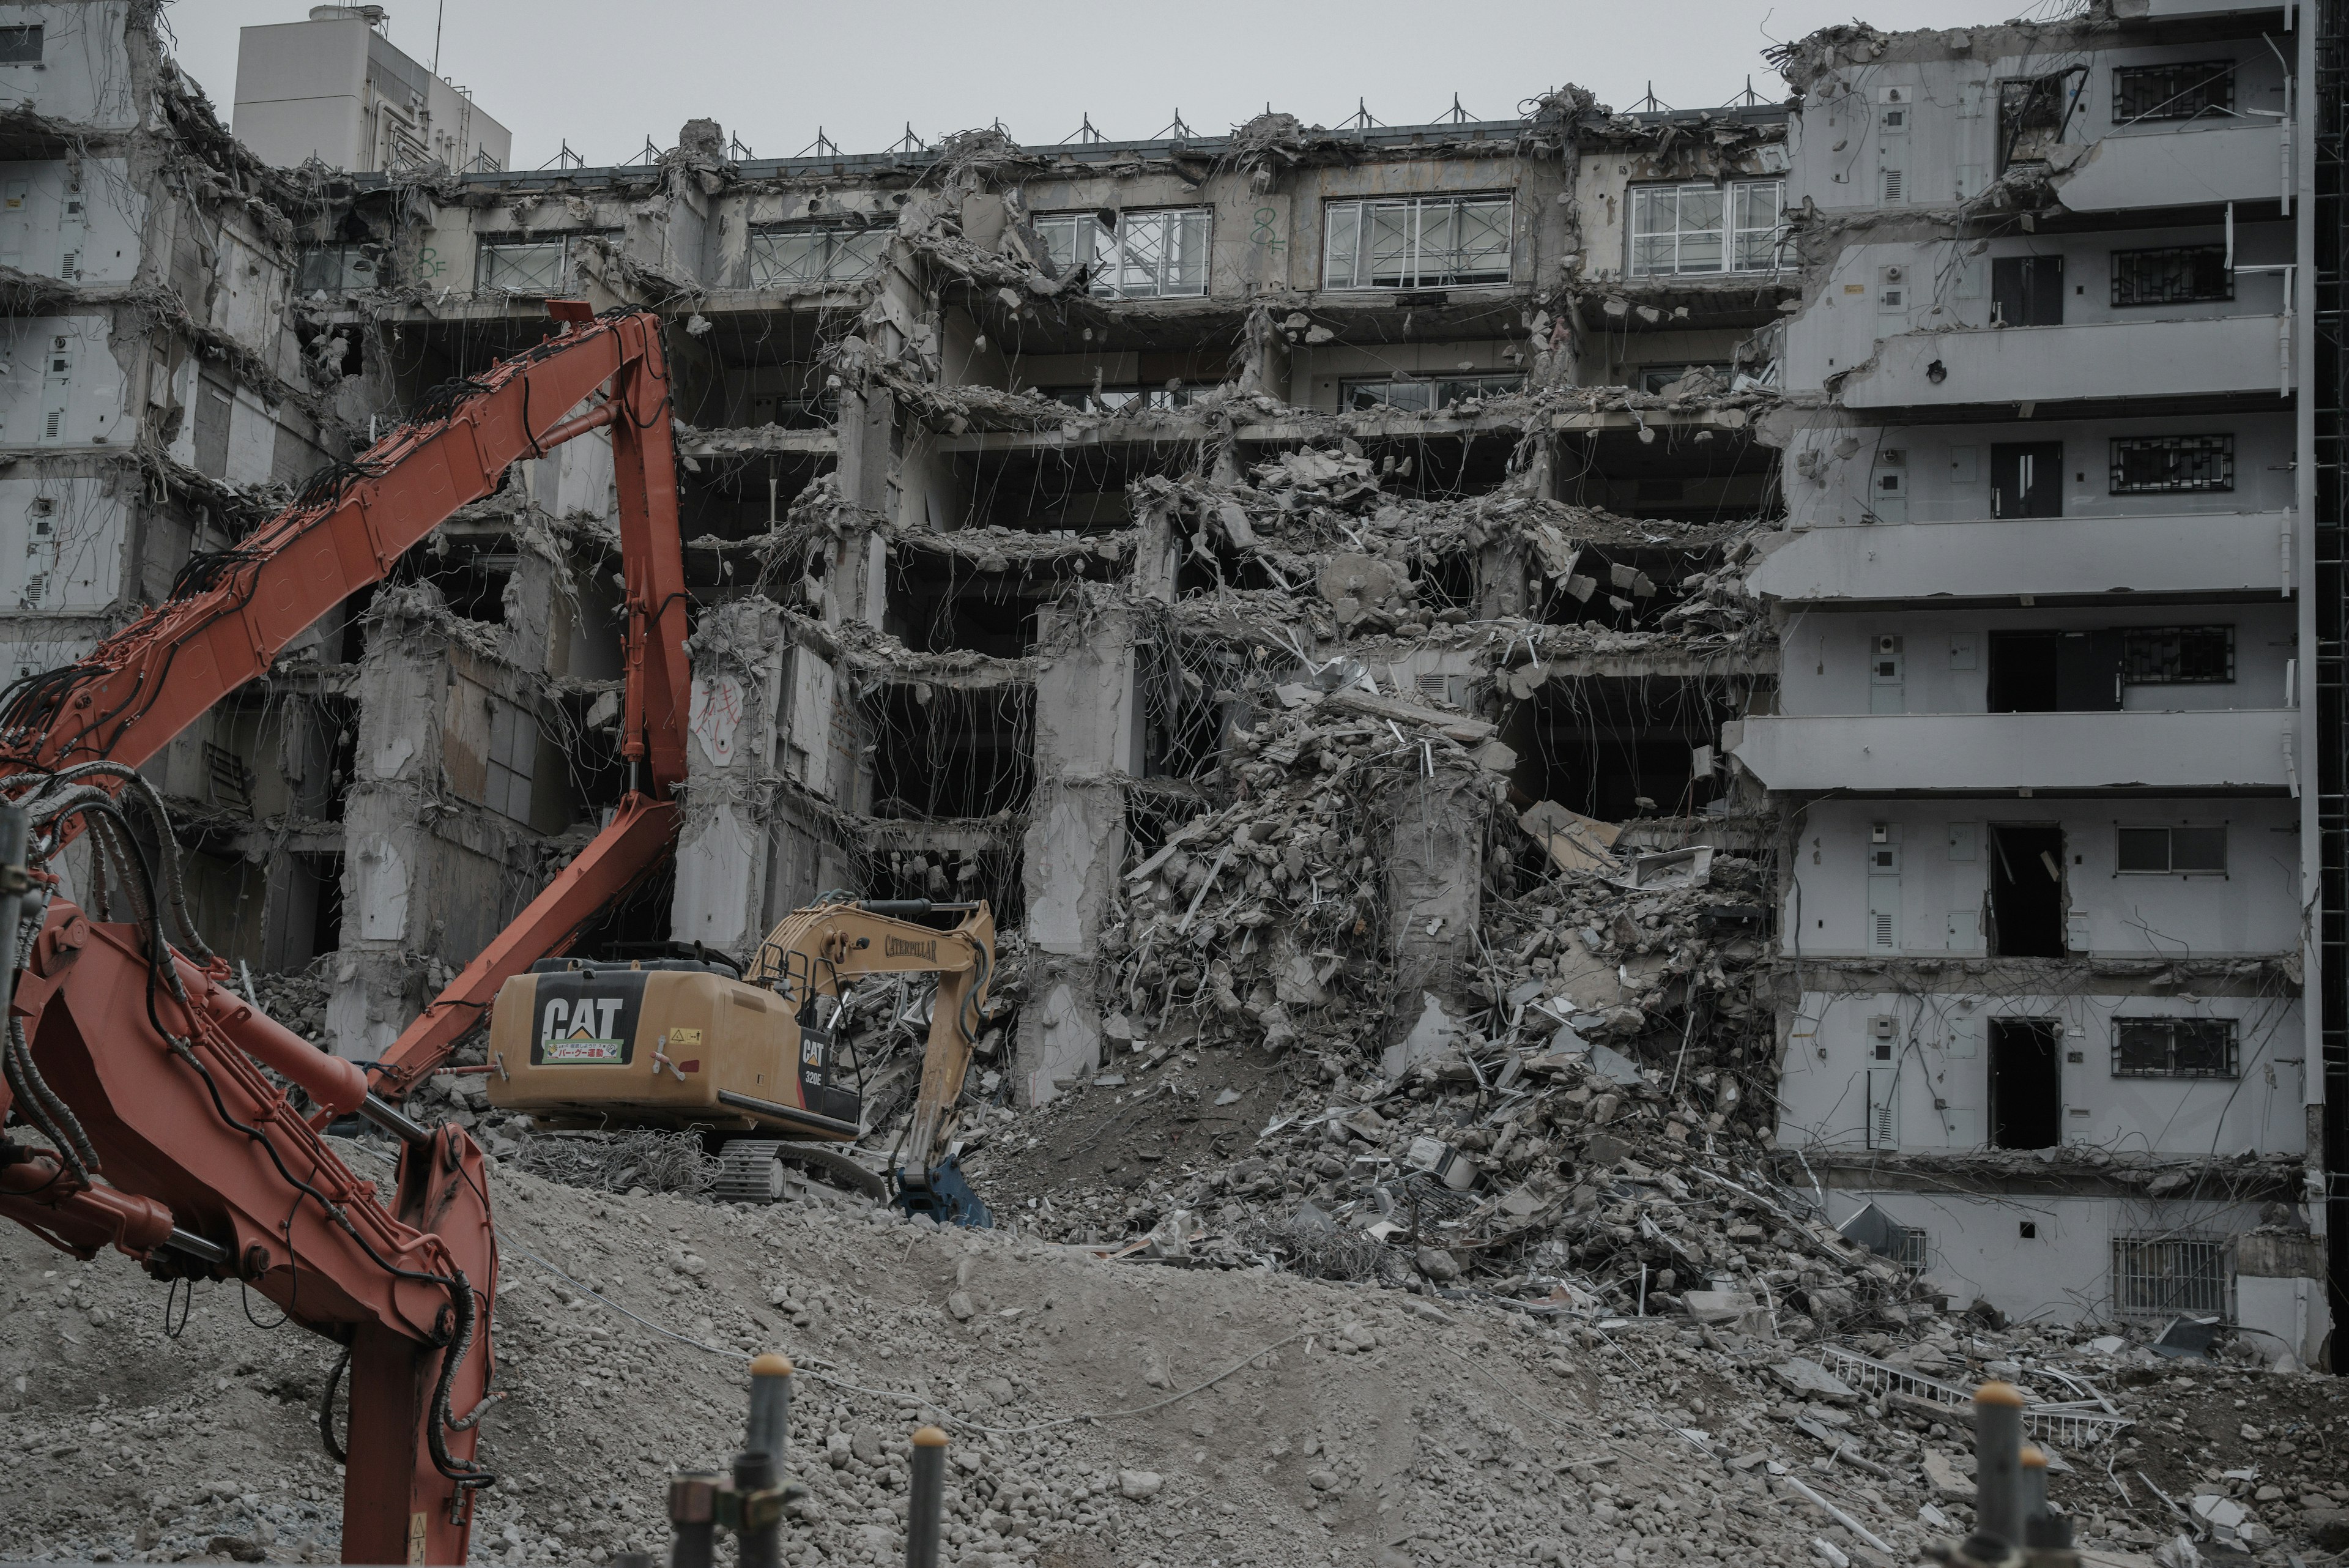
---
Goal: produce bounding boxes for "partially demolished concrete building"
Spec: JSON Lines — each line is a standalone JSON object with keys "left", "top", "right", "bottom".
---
{"left": 0, "top": 0, "right": 2338, "bottom": 1349}
{"left": 1737, "top": 1, "right": 2334, "bottom": 1359}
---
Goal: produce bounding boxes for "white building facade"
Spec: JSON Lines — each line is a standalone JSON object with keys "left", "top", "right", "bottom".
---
{"left": 1732, "top": 3, "right": 2333, "bottom": 1361}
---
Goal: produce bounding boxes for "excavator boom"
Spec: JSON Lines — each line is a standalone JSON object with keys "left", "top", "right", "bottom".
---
{"left": 0, "top": 307, "right": 698, "bottom": 1562}
{"left": 0, "top": 305, "right": 691, "bottom": 1101}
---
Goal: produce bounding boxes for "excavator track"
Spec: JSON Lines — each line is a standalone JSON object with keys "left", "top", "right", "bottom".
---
{"left": 713, "top": 1139, "right": 888, "bottom": 1205}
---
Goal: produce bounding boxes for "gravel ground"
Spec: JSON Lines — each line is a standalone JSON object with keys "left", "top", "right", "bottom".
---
{"left": 2, "top": 1140, "right": 2343, "bottom": 1568}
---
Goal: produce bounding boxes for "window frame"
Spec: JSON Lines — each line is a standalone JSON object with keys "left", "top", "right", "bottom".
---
{"left": 2109, "top": 433, "right": 2235, "bottom": 496}
{"left": 2112, "top": 60, "right": 2237, "bottom": 125}
{"left": 1627, "top": 179, "right": 1786, "bottom": 278}
{"left": 297, "top": 243, "right": 385, "bottom": 294}
{"left": 2110, "top": 1017, "right": 2239, "bottom": 1079}
{"left": 1044, "top": 385, "right": 1200, "bottom": 414}
{"left": 747, "top": 223, "right": 890, "bottom": 288}
{"left": 476, "top": 231, "right": 603, "bottom": 295}
{"left": 2114, "top": 822, "right": 2229, "bottom": 876}
{"left": 2111, "top": 1234, "right": 2228, "bottom": 1318}
{"left": 1339, "top": 374, "right": 1524, "bottom": 412}
{"left": 0, "top": 24, "right": 42, "bottom": 64}
{"left": 2121, "top": 625, "right": 2235, "bottom": 686}
{"left": 1321, "top": 194, "right": 1515, "bottom": 292}
{"left": 2111, "top": 244, "right": 2233, "bottom": 308}
{"left": 1033, "top": 207, "right": 1214, "bottom": 300}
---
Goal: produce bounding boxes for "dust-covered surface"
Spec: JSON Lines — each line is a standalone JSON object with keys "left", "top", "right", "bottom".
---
{"left": 5, "top": 1145, "right": 2347, "bottom": 1568}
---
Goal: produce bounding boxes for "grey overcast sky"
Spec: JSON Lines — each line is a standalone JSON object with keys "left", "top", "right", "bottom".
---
{"left": 157, "top": 0, "right": 2040, "bottom": 172}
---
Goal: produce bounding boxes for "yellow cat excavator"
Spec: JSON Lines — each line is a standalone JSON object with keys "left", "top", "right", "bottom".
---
{"left": 484, "top": 897, "right": 995, "bottom": 1226}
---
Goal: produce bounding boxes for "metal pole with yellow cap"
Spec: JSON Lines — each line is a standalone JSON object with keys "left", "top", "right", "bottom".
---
{"left": 746, "top": 1353, "right": 795, "bottom": 1468}
{"left": 907, "top": 1426, "right": 949, "bottom": 1568}
{"left": 1973, "top": 1380, "right": 2027, "bottom": 1549}
{"left": 2017, "top": 1445, "right": 2049, "bottom": 1532}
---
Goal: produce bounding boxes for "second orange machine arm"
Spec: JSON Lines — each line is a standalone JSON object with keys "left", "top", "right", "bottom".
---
{"left": 0, "top": 303, "right": 694, "bottom": 1096}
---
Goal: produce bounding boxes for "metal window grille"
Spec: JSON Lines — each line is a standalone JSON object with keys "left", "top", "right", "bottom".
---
{"left": 1323, "top": 196, "right": 1512, "bottom": 290}
{"left": 2122, "top": 625, "right": 2235, "bottom": 685}
{"left": 1891, "top": 1225, "right": 1929, "bottom": 1266}
{"left": 2110, "top": 434, "right": 2234, "bottom": 494}
{"left": 2113, "top": 61, "right": 2236, "bottom": 123}
{"left": 0, "top": 25, "right": 42, "bottom": 64}
{"left": 1034, "top": 209, "right": 1211, "bottom": 299}
{"left": 2112, "top": 1017, "right": 2238, "bottom": 1077}
{"left": 2112, "top": 245, "right": 2233, "bottom": 307}
{"left": 1340, "top": 374, "right": 1522, "bottom": 412}
{"left": 478, "top": 234, "right": 593, "bottom": 294}
{"left": 2112, "top": 1235, "right": 2228, "bottom": 1317}
{"left": 748, "top": 225, "right": 888, "bottom": 287}
{"left": 202, "top": 741, "right": 254, "bottom": 815}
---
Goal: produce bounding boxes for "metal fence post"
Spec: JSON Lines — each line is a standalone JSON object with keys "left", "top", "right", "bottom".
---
{"left": 1974, "top": 1381, "right": 2026, "bottom": 1549}
{"left": 906, "top": 1425, "right": 948, "bottom": 1568}
{"left": 734, "top": 1449, "right": 781, "bottom": 1568}
{"left": 747, "top": 1353, "right": 794, "bottom": 1467}
{"left": 667, "top": 1473, "right": 719, "bottom": 1568}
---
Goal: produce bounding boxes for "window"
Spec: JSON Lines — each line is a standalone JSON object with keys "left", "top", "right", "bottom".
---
{"left": 1035, "top": 208, "right": 1211, "bottom": 299}
{"left": 484, "top": 699, "right": 537, "bottom": 824}
{"left": 0, "top": 25, "right": 42, "bottom": 64}
{"left": 2000, "top": 69, "right": 2087, "bottom": 169}
{"left": 1638, "top": 363, "right": 1729, "bottom": 394}
{"left": 2115, "top": 823, "right": 2228, "bottom": 875}
{"left": 2122, "top": 626, "right": 2233, "bottom": 685}
{"left": 1628, "top": 180, "right": 1785, "bottom": 276}
{"left": 2115, "top": 1017, "right": 2238, "bottom": 1077}
{"left": 2113, "top": 245, "right": 2232, "bottom": 307}
{"left": 297, "top": 243, "right": 384, "bottom": 294}
{"left": 2110, "top": 434, "right": 2233, "bottom": 494}
{"left": 749, "top": 225, "right": 888, "bottom": 287}
{"left": 2112, "top": 1236, "right": 2227, "bottom": 1318}
{"left": 1340, "top": 374, "right": 1523, "bottom": 412}
{"left": 1323, "top": 196, "right": 1511, "bottom": 291}
{"left": 2114, "top": 61, "right": 2235, "bottom": 124}
{"left": 1044, "top": 385, "right": 1200, "bottom": 413}
{"left": 477, "top": 233, "right": 599, "bottom": 294}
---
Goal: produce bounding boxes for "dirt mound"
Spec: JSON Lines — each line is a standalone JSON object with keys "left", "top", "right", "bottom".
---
{"left": 3, "top": 1142, "right": 2342, "bottom": 1568}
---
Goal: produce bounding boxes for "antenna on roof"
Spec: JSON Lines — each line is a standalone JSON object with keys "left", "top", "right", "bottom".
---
{"left": 1435, "top": 92, "right": 1475, "bottom": 124}
{"left": 1060, "top": 113, "right": 1106, "bottom": 144}
{"left": 727, "top": 134, "right": 755, "bottom": 162}
{"left": 538, "top": 139, "right": 585, "bottom": 171}
{"left": 634, "top": 136, "right": 662, "bottom": 165}
{"left": 1338, "top": 97, "right": 1382, "bottom": 131}
{"left": 431, "top": 0, "right": 444, "bottom": 74}
{"left": 799, "top": 128, "right": 842, "bottom": 158}
{"left": 1727, "top": 74, "right": 1770, "bottom": 108}
{"left": 886, "top": 122, "right": 927, "bottom": 155}
{"left": 1630, "top": 81, "right": 1671, "bottom": 113}
{"left": 1154, "top": 109, "right": 1197, "bottom": 141}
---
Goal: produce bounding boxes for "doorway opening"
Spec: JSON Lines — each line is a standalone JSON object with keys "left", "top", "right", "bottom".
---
{"left": 1988, "top": 823, "right": 2066, "bottom": 956}
{"left": 1990, "top": 1018, "right": 2063, "bottom": 1150}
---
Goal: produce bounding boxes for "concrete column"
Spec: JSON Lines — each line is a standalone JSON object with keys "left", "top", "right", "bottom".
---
{"left": 327, "top": 589, "right": 458, "bottom": 1061}
{"left": 1379, "top": 761, "right": 1492, "bottom": 1076}
{"left": 669, "top": 596, "right": 792, "bottom": 963}
{"left": 1016, "top": 603, "right": 1139, "bottom": 1103}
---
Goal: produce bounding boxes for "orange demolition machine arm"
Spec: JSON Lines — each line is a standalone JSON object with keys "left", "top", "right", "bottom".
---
{"left": 0, "top": 305, "right": 694, "bottom": 1562}
{"left": 0, "top": 302, "right": 692, "bottom": 1101}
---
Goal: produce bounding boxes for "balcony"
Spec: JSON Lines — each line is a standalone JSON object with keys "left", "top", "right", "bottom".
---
{"left": 1724, "top": 709, "right": 2295, "bottom": 793}
{"left": 2050, "top": 120, "right": 2290, "bottom": 212}
{"left": 1747, "top": 511, "right": 2294, "bottom": 604}
{"left": 1839, "top": 314, "right": 2290, "bottom": 410}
